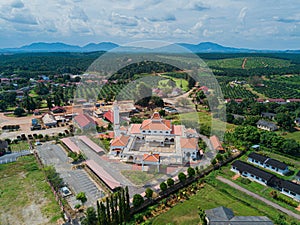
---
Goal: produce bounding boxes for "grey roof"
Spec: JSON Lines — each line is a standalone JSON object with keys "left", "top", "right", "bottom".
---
{"left": 206, "top": 207, "right": 274, "bottom": 225}
{"left": 0, "top": 140, "right": 8, "bottom": 150}
{"left": 281, "top": 180, "right": 300, "bottom": 195}
{"left": 248, "top": 152, "right": 268, "bottom": 164}
{"left": 232, "top": 160, "right": 275, "bottom": 182}
{"left": 261, "top": 112, "right": 276, "bottom": 118}
{"left": 265, "top": 158, "right": 288, "bottom": 170}
{"left": 257, "top": 120, "right": 278, "bottom": 130}
{"left": 205, "top": 206, "right": 234, "bottom": 221}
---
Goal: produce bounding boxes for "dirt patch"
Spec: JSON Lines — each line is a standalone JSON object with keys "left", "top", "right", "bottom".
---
{"left": 241, "top": 58, "right": 247, "bottom": 69}
{"left": 296, "top": 205, "right": 300, "bottom": 212}
{"left": 232, "top": 174, "right": 240, "bottom": 180}
{"left": 22, "top": 202, "right": 50, "bottom": 225}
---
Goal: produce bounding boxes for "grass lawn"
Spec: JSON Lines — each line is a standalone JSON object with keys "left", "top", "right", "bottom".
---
{"left": 10, "top": 141, "right": 30, "bottom": 151}
{"left": 151, "top": 178, "right": 298, "bottom": 225}
{"left": 283, "top": 131, "right": 300, "bottom": 143}
{"left": 0, "top": 156, "right": 61, "bottom": 225}
{"left": 121, "top": 170, "right": 163, "bottom": 186}
{"left": 179, "top": 111, "right": 236, "bottom": 132}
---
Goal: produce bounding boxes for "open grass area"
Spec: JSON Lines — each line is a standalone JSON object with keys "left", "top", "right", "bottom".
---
{"left": 179, "top": 111, "right": 236, "bottom": 132}
{"left": 283, "top": 131, "right": 300, "bottom": 143}
{"left": 0, "top": 155, "right": 62, "bottom": 225}
{"left": 151, "top": 178, "right": 298, "bottom": 225}
{"left": 121, "top": 170, "right": 163, "bottom": 186}
{"left": 9, "top": 141, "right": 30, "bottom": 151}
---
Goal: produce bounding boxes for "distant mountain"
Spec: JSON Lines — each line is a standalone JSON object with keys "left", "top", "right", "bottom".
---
{"left": 0, "top": 41, "right": 299, "bottom": 53}
{"left": 177, "top": 42, "right": 263, "bottom": 53}
{"left": 82, "top": 42, "right": 119, "bottom": 52}
{"left": 1, "top": 42, "right": 119, "bottom": 53}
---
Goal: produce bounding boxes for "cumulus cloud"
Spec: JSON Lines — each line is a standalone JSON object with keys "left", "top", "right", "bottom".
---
{"left": 0, "top": 4, "right": 38, "bottom": 25}
{"left": 110, "top": 12, "right": 138, "bottom": 26}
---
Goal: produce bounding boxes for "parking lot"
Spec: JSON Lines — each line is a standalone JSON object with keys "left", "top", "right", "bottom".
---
{"left": 36, "top": 142, "right": 105, "bottom": 208}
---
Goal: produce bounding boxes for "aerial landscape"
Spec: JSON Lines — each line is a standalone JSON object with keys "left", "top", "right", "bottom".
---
{"left": 0, "top": 1, "right": 300, "bottom": 225}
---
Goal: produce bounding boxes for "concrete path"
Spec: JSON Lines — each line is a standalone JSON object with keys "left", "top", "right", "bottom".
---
{"left": 216, "top": 176, "right": 300, "bottom": 220}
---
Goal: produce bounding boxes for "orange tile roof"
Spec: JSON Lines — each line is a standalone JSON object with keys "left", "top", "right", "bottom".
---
{"left": 180, "top": 137, "right": 198, "bottom": 149}
{"left": 210, "top": 135, "right": 224, "bottom": 151}
{"left": 143, "top": 153, "right": 160, "bottom": 162}
{"left": 141, "top": 119, "right": 171, "bottom": 131}
{"left": 111, "top": 135, "right": 130, "bottom": 147}
{"left": 130, "top": 124, "right": 141, "bottom": 134}
{"left": 172, "top": 125, "right": 183, "bottom": 135}
{"left": 99, "top": 131, "right": 114, "bottom": 139}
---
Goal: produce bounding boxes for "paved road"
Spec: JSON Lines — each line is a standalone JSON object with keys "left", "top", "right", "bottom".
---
{"left": 216, "top": 176, "right": 300, "bottom": 220}
{"left": 36, "top": 142, "right": 104, "bottom": 208}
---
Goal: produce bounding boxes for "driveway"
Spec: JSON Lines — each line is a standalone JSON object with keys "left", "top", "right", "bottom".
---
{"left": 216, "top": 176, "right": 300, "bottom": 220}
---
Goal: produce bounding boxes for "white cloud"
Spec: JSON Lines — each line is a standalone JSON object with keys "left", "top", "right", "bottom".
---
{"left": 0, "top": 0, "right": 299, "bottom": 49}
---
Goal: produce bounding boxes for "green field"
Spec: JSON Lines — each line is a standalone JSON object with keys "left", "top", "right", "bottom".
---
{"left": 179, "top": 111, "right": 236, "bottom": 132}
{"left": 0, "top": 156, "right": 61, "bottom": 224}
{"left": 121, "top": 170, "right": 163, "bottom": 186}
{"left": 283, "top": 131, "right": 300, "bottom": 143}
{"left": 9, "top": 141, "right": 30, "bottom": 152}
{"left": 207, "top": 57, "right": 292, "bottom": 69}
{"left": 151, "top": 178, "right": 298, "bottom": 225}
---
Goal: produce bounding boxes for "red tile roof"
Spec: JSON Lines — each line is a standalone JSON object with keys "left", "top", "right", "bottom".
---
{"left": 103, "top": 110, "right": 114, "bottom": 123}
{"left": 210, "top": 135, "right": 224, "bottom": 151}
{"left": 74, "top": 114, "right": 96, "bottom": 128}
{"left": 85, "top": 160, "right": 120, "bottom": 190}
{"left": 143, "top": 153, "right": 160, "bottom": 162}
{"left": 111, "top": 135, "right": 130, "bottom": 147}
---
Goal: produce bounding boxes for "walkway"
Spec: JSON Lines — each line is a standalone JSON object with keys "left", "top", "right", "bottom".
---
{"left": 216, "top": 176, "right": 300, "bottom": 220}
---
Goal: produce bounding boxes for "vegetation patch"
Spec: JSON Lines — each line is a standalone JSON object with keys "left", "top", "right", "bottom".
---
{"left": 0, "top": 156, "right": 61, "bottom": 225}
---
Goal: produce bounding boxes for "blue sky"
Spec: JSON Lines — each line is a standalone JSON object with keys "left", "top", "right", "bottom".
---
{"left": 0, "top": 0, "right": 300, "bottom": 49}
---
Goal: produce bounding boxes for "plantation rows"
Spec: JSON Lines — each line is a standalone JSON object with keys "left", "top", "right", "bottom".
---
{"left": 219, "top": 84, "right": 258, "bottom": 99}
{"left": 253, "top": 81, "right": 300, "bottom": 99}
{"left": 74, "top": 83, "right": 133, "bottom": 100}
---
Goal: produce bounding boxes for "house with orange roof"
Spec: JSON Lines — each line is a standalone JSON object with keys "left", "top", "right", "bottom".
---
{"left": 210, "top": 135, "right": 225, "bottom": 153}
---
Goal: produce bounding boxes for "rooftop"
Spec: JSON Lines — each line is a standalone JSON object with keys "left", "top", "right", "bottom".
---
{"left": 232, "top": 160, "right": 275, "bottom": 182}
{"left": 248, "top": 152, "right": 268, "bottom": 163}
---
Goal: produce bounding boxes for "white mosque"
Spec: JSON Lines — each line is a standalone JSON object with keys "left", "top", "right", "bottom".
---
{"left": 109, "top": 101, "right": 201, "bottom": 168}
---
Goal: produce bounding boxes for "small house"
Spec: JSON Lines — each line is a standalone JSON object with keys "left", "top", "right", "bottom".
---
{"left": 73, "top": 114, "right": 96, "bottom": 130}
{"left": 261, "top": 112, "right": 276, "bottom": 120}
{"left": 256, "top": 120, "right": 278, "bottom": 131}
{"left": 205, "top": 206, "right": 274, "bottom": 225}
{"left": 210, "top": 135, "right": 225, "bottom": 153}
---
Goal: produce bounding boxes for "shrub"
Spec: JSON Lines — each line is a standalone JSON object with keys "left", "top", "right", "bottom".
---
{"left": 178, "top": 172, "right": 186, "bottom": 183}
{"left": 160, "top": 182, "right": 167, "bottom": 192}
{"left": 145, "top": 188, "right": 153, "bottom": 199}
{"left": 240, "top": 177, "right": 251, "bottom": 185}
{"left": 167, "top": 178, "right": 174, "bottom": 187}
{"left": 187, "top": 167, "right": 195, "bottom": 177}
{"left": 133, "top": 194, "right": 144, "bottom": 208}
{"left": 75, "top": 204, "right": 81, "bottom": 209}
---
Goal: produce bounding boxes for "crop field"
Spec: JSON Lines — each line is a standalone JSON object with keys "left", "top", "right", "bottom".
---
{"left": 0, "top": 156, "right": 61, "bottom": 225}
{"left": 207, "top": 57, "right": 292, "bottom": 69}
{"left": 253, "top": 80, "right": 300, "bottom": 98}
